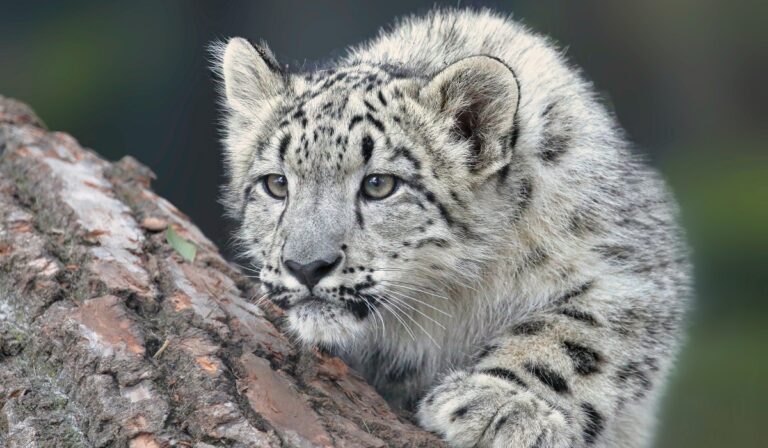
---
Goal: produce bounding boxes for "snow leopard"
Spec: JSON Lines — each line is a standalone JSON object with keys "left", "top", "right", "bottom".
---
{"left": 213, "top": 8, "right": 690, "bottom": 448}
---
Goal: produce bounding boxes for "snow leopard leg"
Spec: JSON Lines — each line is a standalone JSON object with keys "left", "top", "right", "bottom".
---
{"left": 417, "top": 282, "right": 677, "bottom": 448}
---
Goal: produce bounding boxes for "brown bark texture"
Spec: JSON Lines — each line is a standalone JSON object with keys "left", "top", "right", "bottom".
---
{"left": 0, "top": 96, "right": 443, "bottom": 448}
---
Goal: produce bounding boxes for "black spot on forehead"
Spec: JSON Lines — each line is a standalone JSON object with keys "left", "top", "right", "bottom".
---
{"left": 278, "top": 134, "right": 291, "bottom": 161}
{"left": 361, "top": 135, "right": 374, "bottom": 163}
{"left": 264, "top": 66, "right": 406, "bottom": 171}
{"left": 305, "top": 65, "right": 390, "bottom": 91}
{"left": 363, "top": 100, "right": 377, "bottom": 112}
{"left": 377, "top": 90, "right": 388, "bottom": 106}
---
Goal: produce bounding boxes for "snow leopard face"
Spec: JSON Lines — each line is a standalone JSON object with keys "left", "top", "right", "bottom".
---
{"left": 215, "top": 38, "right": 526, "bottom": 347}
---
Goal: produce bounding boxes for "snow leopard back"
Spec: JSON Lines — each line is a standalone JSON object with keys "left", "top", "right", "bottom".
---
{"left": 345, "top": 3, "right": 688, "bottom": 394}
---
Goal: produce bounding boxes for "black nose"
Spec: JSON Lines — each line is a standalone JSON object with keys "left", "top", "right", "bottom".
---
{"left": 284, "top": 256, "right": 341, "bottom": 290}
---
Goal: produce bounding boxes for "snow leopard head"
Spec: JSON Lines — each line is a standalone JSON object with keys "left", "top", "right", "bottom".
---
{"left": 214, "top": 38, "right": 527, "bottom": 347}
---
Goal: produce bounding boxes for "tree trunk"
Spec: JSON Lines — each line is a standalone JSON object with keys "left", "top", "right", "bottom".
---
{"left": 0, "top": 96, "right": 443, "bottom": 448}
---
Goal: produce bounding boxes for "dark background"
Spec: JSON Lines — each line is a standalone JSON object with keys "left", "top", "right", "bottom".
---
{"left": 1, "top": 1, "right": 766, "bottom": 446}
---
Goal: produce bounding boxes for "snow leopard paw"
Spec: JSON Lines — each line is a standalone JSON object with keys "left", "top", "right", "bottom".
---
{"left": 417, "top": 370, "right": 574, "bottom": 448}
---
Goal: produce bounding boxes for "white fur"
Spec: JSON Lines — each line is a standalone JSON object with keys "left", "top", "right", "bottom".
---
{"left": 214, "top": 8, "right": 690, "bottom": 448}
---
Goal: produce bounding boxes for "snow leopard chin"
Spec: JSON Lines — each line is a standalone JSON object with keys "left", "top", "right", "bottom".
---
{"left": 285, "top": 300, "right": 368, "bottom": 348}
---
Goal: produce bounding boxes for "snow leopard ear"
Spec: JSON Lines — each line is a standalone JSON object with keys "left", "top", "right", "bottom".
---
{"left": 218, "top": 37, "right": 286, "bottom": 114}
{"left": 420, "top": 56, "right": 520, "bottom": 174}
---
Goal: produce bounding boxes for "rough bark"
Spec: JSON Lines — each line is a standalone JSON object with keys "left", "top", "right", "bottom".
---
{"left": 0, "top": 96, "right": 443, "bottom": 448}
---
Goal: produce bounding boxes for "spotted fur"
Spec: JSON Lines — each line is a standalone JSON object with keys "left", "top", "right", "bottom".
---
{"left": 213, "top": 8, "right": 690, "bottom": 448}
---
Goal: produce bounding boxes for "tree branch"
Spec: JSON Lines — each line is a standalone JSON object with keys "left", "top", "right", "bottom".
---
{"left": 0, "top": 95, "right": 443, "bottom": 448}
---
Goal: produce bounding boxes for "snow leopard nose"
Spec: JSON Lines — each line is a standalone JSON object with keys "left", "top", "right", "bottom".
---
{"left": 284, "top": 256, "right": 341, "bottom": 291}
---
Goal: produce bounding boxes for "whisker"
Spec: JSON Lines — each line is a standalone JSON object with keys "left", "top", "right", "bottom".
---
{"left": 379, "top": 280, "right": 452, "bottom": 302}
{"left": 377, "top": 266, "right": 480, "bottom": 296}
{"left": 233, "top": 261, "right": 263, "bottom": 276}
{"left": 373, "top": 294, "right": 416, "bottom": 341}
{"left": 252, "top": 292, "right": 270, "bottom": 306}
{"left": 362, "top": 300, "right": 378, "bottom": 332}
{"left": 383, "top": 290, "right": 448, "bottom": 329}
{"left": 369, "top": 300, "right": 386, "bottom": 340}
{"left": 362, "top": 297, "right": 386, "bottom": 339}
{"left": 380, "top": 285, "right": 453, "bottom": 318}
{"left": 380, "top": 293, "right": 441, "bottom": 348}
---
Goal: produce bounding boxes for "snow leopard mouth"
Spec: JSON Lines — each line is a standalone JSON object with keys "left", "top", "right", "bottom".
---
{"left": 273, "top": 291, "right": 377, "bottom": 321}
{"left": 301, "top": 295, "right": 374, "bottom": 320}
{"left": 263, "top": 275, "right": 379, "bottom": 319}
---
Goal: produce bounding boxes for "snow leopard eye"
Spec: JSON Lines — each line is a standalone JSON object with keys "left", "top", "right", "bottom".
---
{"left": 361, "top": 174, "right": 398, "bottom": 200}
{"left": 263, "top": 174, "right": 288, "bottom": 199}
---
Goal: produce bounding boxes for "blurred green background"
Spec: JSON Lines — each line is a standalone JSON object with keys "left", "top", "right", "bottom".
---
{"left": 1, "top": 1, "right": 765, "bottom": 446}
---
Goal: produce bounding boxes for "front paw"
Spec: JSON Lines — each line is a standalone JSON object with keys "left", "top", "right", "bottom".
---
{"left": 417, "top": 371, "right": 573, "bottom": 448}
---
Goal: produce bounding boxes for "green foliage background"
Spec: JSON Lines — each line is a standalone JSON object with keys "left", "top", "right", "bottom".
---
{"left": 1, "top": 1, "right": 765, "bottom": 446}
